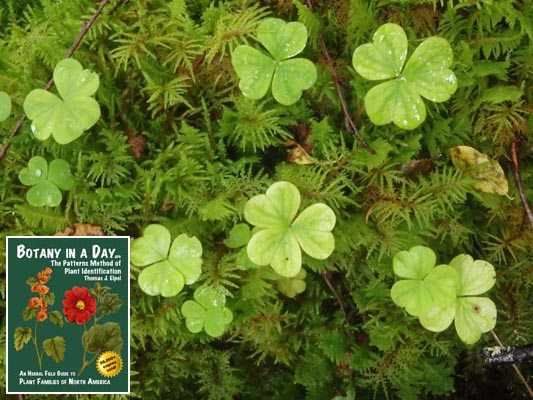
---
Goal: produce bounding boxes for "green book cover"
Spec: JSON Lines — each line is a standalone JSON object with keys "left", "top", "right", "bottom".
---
{"left": 6, "top": 236, "right": 130, "bottom": 394}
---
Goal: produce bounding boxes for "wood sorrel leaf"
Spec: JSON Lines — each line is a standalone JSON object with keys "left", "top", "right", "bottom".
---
{"left": 256, "top": 18, "right": 308, "bottom": 61}
{"left": 419, "top": 303, "right": 455, "bottom": 332}
{"left": 132, "top": 224, "right": 202, "bottom": 297}
{"left": 352, "top": 23, "right": 407, "bottom": 80}
{"left": 454, "top": 297, "right": 497, "bottom": 344}
{"left": 352, "top": 23, "right": 457, "bottom": 130}
{"left": 392, "top": 246, "right": 436, "bottom": 279}
{"left": 232, "top": 18, "right": 316, "bottom": 105}
{"left": 0, "top": 91, "right": 11, "bottom": 121}
{"left": 18, "top": 156, "right": 75, "bottom": 207}
{"left": 276, "top": 268, "right": 307, "bottom": 298}
{"left": 449, "top": 254, "right": 496, "bottom": 296}
{"left": 272, "top": 58, "right": 317, "bottom": 106}
{"left": 364, "top": 79, "right": 426, "bottom": 130}
{"left": 181, "top": 286, "right": 233, "bottom": 337}
{"left": 402, "top": 37, "right": 457, "bottom": 102}
{"left": 391, "top": 265, "right": 459, "bottom": 317}
{"left": 450, "top": 145, "right": 509, "bottom": 195}
{"left": 23, "top": 58, "right": 100, "bottom": 144}
{"left": 232, "top": 46, "right": 275, "bottom": 100}
{"left": 245, "top": 181, "right": 336, "bottom": 278}
{"left": 224, "top": 223, "right": 251, "bottom": 248}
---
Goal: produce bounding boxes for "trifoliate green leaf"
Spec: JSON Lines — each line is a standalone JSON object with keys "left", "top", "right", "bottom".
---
{"left": 18, "top": 156, "right": 76, "bottom": 207}
{"left": 132, "top": 224, "right": 202, "bottom": 297}
{"left": 23, "top": 58, "right": 100, "bottom": 144}
{"left": 352, "top": 23, "right": 457, "bottom": 130}
{"left": 232, "top": 18, "right": 316, "bottom": 105}
{"left": 245, "top": 181, "right": 335, "bottom": 278}
{"left": 181, "top": 286, "right": 233, "bottom": 337}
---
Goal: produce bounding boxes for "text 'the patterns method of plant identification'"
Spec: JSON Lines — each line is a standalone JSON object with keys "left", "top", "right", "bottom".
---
{"left": 244, "top": 181, "right": 336, "bottom": 278}
{"left": 181, "top": 286, "right": 233, "bottom": 338}
{"left": 131, "top": 224, "right": 203, "bottom": 297}
{"left": 232, "top": 18, "right": 317, "bottom": 106}
{"left": 391, "top": 246, "right": 497, "bottom": 344}
{"left": 18, "top": 156, "right": 76, "bottom": 207}
{"left": 23, "top": 58, "right": 101, "bottom": 144}
{"left": 352, "top": 23, "right": 457, "bottom": 130}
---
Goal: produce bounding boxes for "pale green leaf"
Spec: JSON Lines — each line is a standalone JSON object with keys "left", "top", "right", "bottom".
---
{"left": 0, "top": 91, "right": 11, "bottom": 121}
{"left": 257, "top": 18, "right": 308, "bottom": 61}
{"left": 23, "top": 58, "right": 100, "bottom": 144}
{"left": 54, "top": 58, "right": 99, "bottom": 99}
{"left": 48, "top": 158, "right": 76, "bottom": 191}
{"left": 168, "top": 234, "right": 203, "bottom": 284}
{"left": 244, "top": 181, "right": 301, "bottom": 228}
{"left": 392, "top": 246, "right": 436, "bottom": 280}
{"left": 455, "top": 297, "right": 497, "bottom": 344}
{"left": 204, "top": 307, "right": 233, "bottom": 337}
{"left": 131, "top": 224, "right": 171, "bottom": 266}
{"left": 26, "top": 181, "right": 62, "bottom": 207}
{"left": 365, "top": 80, "right": 426, "bottom": 130}
{"left": 391, "top": 279, "right": 433, "bottom": 317}
{"left": 138, "top": 260, "right": 185, "bottom": 297}
{"left": 272, "top": 58, "right": 317, "bottom": 105}
{"left": 18, "top": 156, "right": 47, "bottom": 186}
{"left": 232, "top": 46, "right": 275, "bottom": 100}
{"left": 419, "top": 303, "right": 455, "bottom": 332}
{"left": 449, "top": 254, "right": 496, "bottom": 296}
{"left": 224, "top": 223, "right": 251, "bottom": 248}
{"left": 292, "top": 203, "right": 336, "bottom": 260}
{"left": 14, "top": 327, "right": 32, "bottom": 351}
{"left": 403, "top": 37, "right": 457, "bottom": 102}
{"left": 352, "top": 23, "right": 407, "bottom": 80}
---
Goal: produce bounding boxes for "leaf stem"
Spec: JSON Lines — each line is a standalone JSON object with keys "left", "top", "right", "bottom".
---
{"left": 0, "top": 0, "right": 114, "bottom": 163}
{"left": 31, "top": 317, "right": 43, "bottom": 370}
{"left": 510, "top": 137, "right": 533, "bottom": 229}
{"left": 490, "top": 330, "right": 533, "bottom": 399}
{"left": 321, "top": 271, "right": 349, "bottom": 323}
{"left": 305, "top": 0, "right": 375, "bottom": 154}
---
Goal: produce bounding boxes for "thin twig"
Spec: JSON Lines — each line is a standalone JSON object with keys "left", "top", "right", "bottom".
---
{"left": 0, "top": 0, "right": 113, "bottom": 163}
{"left": 306, "top": 0, "right": 375, "bottom": 154}
{"left": 511, "top": 137, "right": 533, "bottom": 229}
{"left": 491, "top": 330, "right": 533, "bottom": 399}
{"left": 321, "top": 271, "right": 349, "bottom": 322}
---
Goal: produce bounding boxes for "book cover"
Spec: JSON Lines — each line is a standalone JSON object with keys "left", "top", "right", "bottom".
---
{"left": 5, "top": 236, "right": 130, "bottom": 394}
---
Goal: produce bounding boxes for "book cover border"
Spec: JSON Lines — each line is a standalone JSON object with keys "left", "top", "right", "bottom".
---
{"left": 5, "top": 236, "right": 130, "bottom": 395}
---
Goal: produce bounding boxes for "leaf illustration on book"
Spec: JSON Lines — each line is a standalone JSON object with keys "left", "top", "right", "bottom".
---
{"left": 43, "top": 336, "right": 66, "bottom": 363}
{"left": 14, "top": 327, "right": 32, "bottom": 351}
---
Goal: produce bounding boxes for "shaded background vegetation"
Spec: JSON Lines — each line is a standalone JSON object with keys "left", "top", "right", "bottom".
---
{"left": 1, "top": 0, "right": 532, "bottom": 398}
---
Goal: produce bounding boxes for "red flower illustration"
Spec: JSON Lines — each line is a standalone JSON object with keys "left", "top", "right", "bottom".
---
{"left": 36, "top": 308, "right": 48, "bottom": 322}
{"left": 28, "top": 297, "right": 42, "bottom": 308}
{"left": 62, "top": 286, "right": 97, "bottom": 324}
{"left": 37, "top": 272, "right": 49, "bottom": 283}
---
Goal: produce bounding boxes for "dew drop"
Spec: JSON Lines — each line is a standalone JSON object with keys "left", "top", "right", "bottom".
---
{"left": 34, "top": 168, "right": 42, "bottom": 178}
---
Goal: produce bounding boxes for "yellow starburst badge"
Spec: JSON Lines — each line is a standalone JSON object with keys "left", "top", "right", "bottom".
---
{"left": 96, "top": 351, "right": 122, "bottom": 378}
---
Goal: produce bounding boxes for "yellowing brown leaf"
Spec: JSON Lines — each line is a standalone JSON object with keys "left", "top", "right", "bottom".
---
{"left": 450, "top": 146, "right": 508, "bottom": 195}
